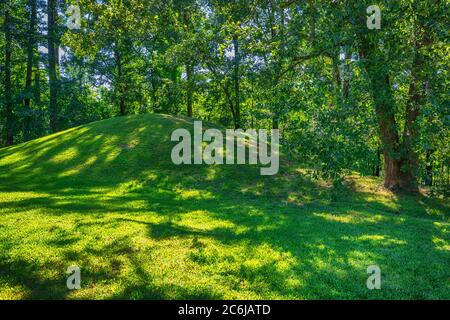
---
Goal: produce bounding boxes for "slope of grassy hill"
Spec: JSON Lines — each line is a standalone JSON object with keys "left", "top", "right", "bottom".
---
{"left": 0, "top": 113, "right": 448, "bottom": 299}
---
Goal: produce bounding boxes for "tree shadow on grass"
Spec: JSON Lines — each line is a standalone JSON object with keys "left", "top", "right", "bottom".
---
{"left": 0, "top": 187, "right": 448, "bottom": 299}
{"left": 0, "top": 114, "right": 448, "bottom": 299}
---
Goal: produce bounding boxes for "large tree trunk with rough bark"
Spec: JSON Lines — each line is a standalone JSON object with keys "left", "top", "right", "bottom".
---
{"left": 357, "top": 4, "right": 432, "bottom": 191}
{"left": 360, "top": 37, "right": 405, "bottom": 190}
{"left": 400, "top": 21, "right": 431, "bottom": 190}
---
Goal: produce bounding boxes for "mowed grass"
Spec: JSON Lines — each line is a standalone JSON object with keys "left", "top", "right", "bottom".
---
{"left": 0, "top": 113, "right": 448, "bottom": 299}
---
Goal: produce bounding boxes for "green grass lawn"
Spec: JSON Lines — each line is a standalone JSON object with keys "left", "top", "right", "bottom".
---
{"left": 0, "top": 113, "right": 448, "bottom": 299}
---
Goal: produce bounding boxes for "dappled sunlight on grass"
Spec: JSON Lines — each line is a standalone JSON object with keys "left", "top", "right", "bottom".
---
{"left": 342, "top": 235, "right": 407, "bottom": 246}
{"left": 432, "top": 236, "right": 450, "bottom": 251}
{"left": 0, "top": 114, "right": 448, "bottom": 299}
{"left": 312, "top": 211, "right": 392, "bottom": 225}
{"left": 175, "top": 189, "right": 215, "bottom": 200}
{"left": 50, "top": 146, "right": 80, "bottom": 164}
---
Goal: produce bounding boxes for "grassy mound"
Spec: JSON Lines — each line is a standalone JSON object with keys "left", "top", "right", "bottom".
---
{"left": 0, "top": 113, "right": 448, "bottom": 299}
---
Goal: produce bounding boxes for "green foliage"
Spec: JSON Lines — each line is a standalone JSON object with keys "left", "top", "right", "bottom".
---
{"left": 1, "top": 0, "right": 448, "bottom": 190}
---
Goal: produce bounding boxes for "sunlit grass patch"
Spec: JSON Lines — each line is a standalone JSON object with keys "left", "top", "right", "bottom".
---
{"left": 0, "top": 113, "right": 448, "bottom": 299}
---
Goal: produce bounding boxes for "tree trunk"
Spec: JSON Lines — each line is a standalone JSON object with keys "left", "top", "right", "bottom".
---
{"left": 186, "top": 62, "right": 193, "bottom": 117}
{"left": 372, "top": 76, "right": 404, "bottom": 190}
{"left": 424, "top": 148, "right": 434, "bottom": 186}
{"left": 34, "top": 66, "right": 41, "bottom": 105}
{"left": 4, "top": 0, "right": 14, "bottom": 146}
{"left": 114, "top": 47, "right": 126, "bottom": 116}
{"left": 342, "top": 49, "right": 351, "bottom": 100}
{"left": 232, "top": 35, "right": 241, "bottom": 129}
{"left": 360, "top": 38, "right": 404, "bottom": 189}
{"left": 272, "top": 116, "right": 279, "bottom": 129}
{"left": 119, "top": 98, "right": 126, "bottom": 116}
{"left": 48, "top": 0, "right": 58, "bottom": 132}
{"left": 383, "top": 152, "right": 402, "bottom": 189}
{"left": 24, "top": 0, "right": 37, "bottom": 140}
{"left": 400, "top": 21, "right": 431, "bottom": 190}
{"left": 357, "top": 6, "right": 432, "bottom": 192}
{"left": 373, "top": 148, "right": 381, "bottom": 177}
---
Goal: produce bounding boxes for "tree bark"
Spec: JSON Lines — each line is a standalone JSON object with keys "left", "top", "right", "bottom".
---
{"left": 424, "top": 148, "right": 434, "bottom": 186}
{"left": 47, "top": 0, "right": 59, "bottom": 132}
{"left": 373, "top": 148, "right": 381, "bottom": 177}
{"left": 24, "top": 0, "right": 37, "bottom": 140}
{"left": 357, "top": 5, "right": 432, "bottom": 191}
{"left": 272, "top": 117, "right": 279, "bottom": 129}
{"left": 232, "top": 35, "right": 241, "bottom": 129}
{"left": 34, "top": 66, "right": 41, "bottom": 105}
{"left": 342, "top": 49, "right": 351, "bottom": 100}
{"left": 186, "top": 62, "right": 193, "bottom": 117}
{"left": 401, "top": 21, "right": 431, "bottom": 190}
{"left": 114, "top": 47, "right": 126, "bottom": 116}
{"left": 4, "top": 0, "right": 14, "bottom": 146}
{"left": 360, "top": 38, "right": 404, "bottom": 189}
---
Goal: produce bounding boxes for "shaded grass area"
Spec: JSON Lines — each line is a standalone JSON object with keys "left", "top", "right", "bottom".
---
{"left": 0, "top": 113, "right": 448, "bottom": 299}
